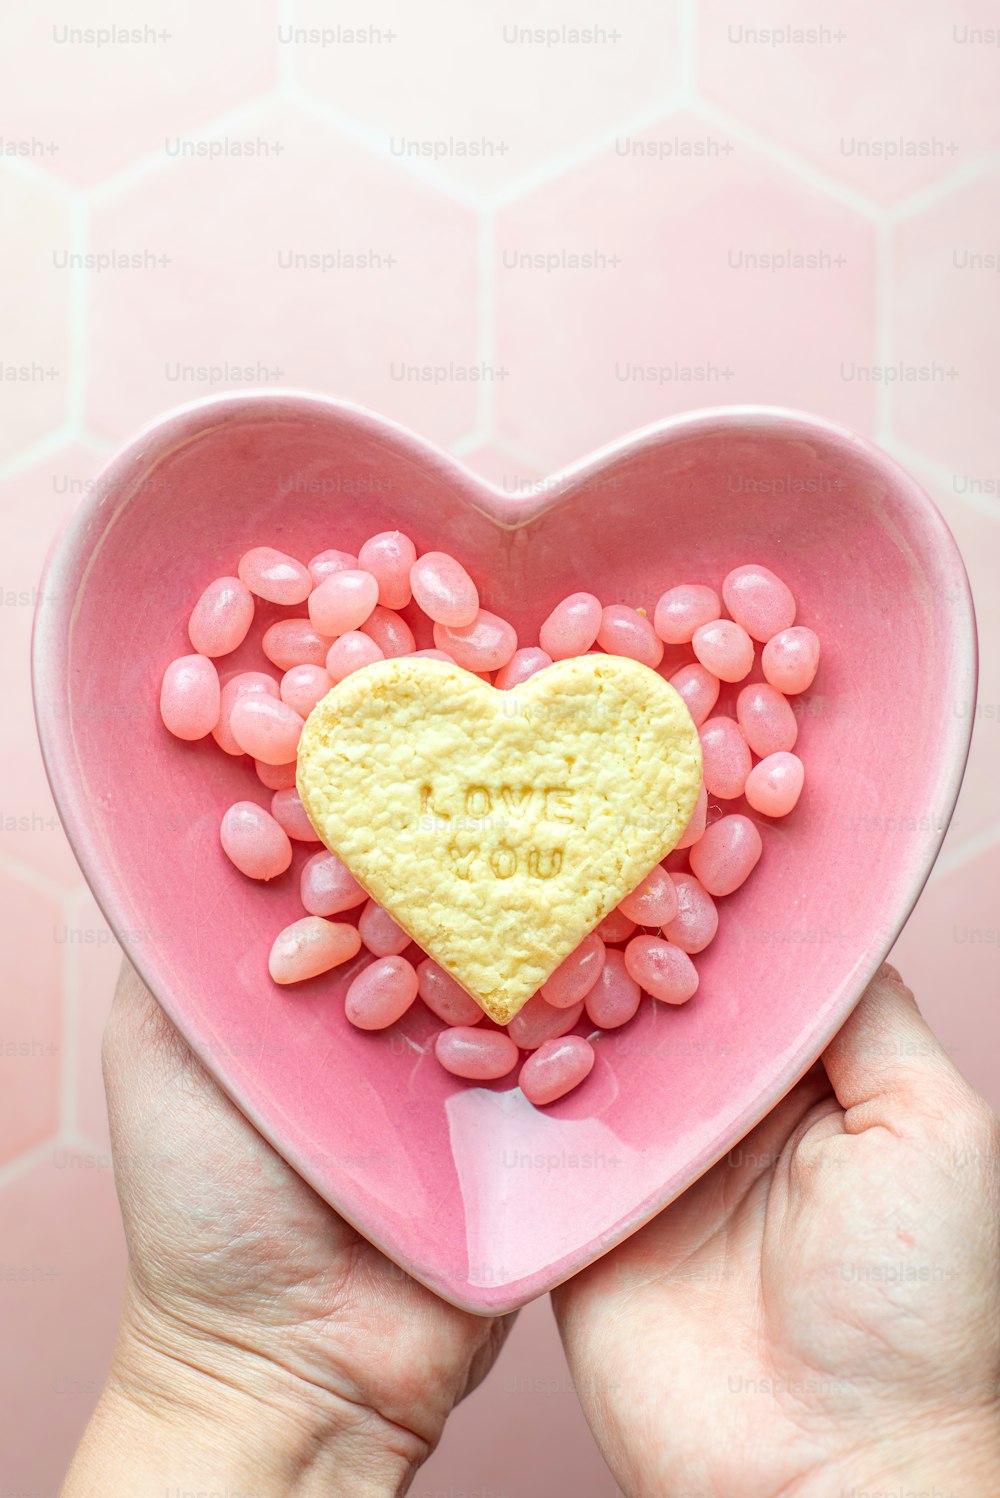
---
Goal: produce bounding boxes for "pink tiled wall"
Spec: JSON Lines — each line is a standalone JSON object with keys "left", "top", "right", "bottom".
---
{"left": 2, "top": 7, "right": 999, "bottom": 1495}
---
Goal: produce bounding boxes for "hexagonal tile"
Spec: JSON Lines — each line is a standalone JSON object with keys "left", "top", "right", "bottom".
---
{"left": 87, "top": 100, "right": 479, "bottom": 447}
{"left": 698, "top": 0, "right": 1000, "bottom": 204}
{"left": 0, "top": 169, "right": 70, "bottom": 464}
{"left": 454, "top": 439, "right": 545, "bottom": 494}
{"left": 0, "top": 876, "right": 62, "bottom": 1162}
{"left": 0, "top": 1154, "right": 125, "bottom": 1495}
{"left": 289, "top": 0, "right": 683, "bottom": 197}
{"left": 890, "top": 840, "right": 1000, "bottom": 1111}
{"left": 495, "top": 110, "right": 877, "bottom": 469}
{"left": 0, "top": 444, "right": 101, "bottom": 889}
{"left": 891, "top": 456, "right": 1000, "bottom": 848}
{"left": 0, "top": 0, "right": 278, "bottom": 187}
{"left": 891, "top": 167, "right": 1000, "bottom": 481}
{"left": 73, "top": 893, "right": 121, "bottom": 1152}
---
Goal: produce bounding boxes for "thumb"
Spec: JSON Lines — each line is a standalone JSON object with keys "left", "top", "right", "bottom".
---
{"left": 822, "top": 962, "right": 976, "bottom": 1132}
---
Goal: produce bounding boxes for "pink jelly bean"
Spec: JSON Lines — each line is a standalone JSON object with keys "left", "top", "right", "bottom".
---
{"left": 229, "top": 695, "right": 304, "bottom": 764}
{"left": 268, "top": 917, "right": 361, "bottom": 984}
{"left": 669, "top": 663, "right": 720, "bottom": 727}
{"left": 435, "top": 1027, "right": 519, "bottom": 1081}
{"left": 270, "top": 788, "right": 321, "bottom": 842}
{"left": 494, "top": 647, "right": 553, "bottom": 689}
{"left": 160, "top": 654, "right": 221, "bottom": 740}
{"left": 596, "top": 908, "right": 637, "bottom": 944}
{"left": 308, "top": 569, "right": 379, "bottom": 637}
{"left": 688, "top": 813, "right": 763, "bottom": 897}
{"left": 345, "top": 955, "right": 419, "bottom": 1030}
{"left": 736, "top": 681, "right": 798, "bottom": 757}
{"left": 541, "top": 932, "right": 606, "bottom": 1008}
{"left": 506, "top": 995, "right": 584, "bottom": 1050}
{"left": 675, "top": 782, "right": 708, "bottom": 850}
{"left": 595, "top": 605, "right": 664, "bottom": 668}
{"left": 358, "top": 531, "right": 417, "bottom": 610}
{"left": 762, "top": 626, "right": 820, "bottom": 694}
{"left": 220, "top": 801, "right": 292, "bottom": 881}
{"left": 663, "top": 873, "right": 719, "bottom": 954}
{"left": 300, "top": 851, "right": 367, "bottom": 916}
{"left": 539, "top": 592, "right": 602, "bottom": 660}
{"left": 624, "top": 935, "right": 699, "bottom": 1005}
{"left": 519, "top": 1035, "right": 595, "bottom": 1106}
{"left": 188, "top": 576, "right": 255, "bottom": 657}
{"left": 280, "top": 664, "right": 332, "bottom": 718}
{"left": 433, "top": 611, "right": 517, "bottom": 672}
{"left": 326, "top": 631, "right": 385, "bottom": 682}
{"left": 212, "top": 671, "right": 279, "bottom": 755}
{"left": 416, "top": 958, "right": 484, "bottom": 1026}
{"left": 361, "top": 605, "right": 416, "bottom": 659}
{"left": 653, "top": 584, "right": 721, "bottom": 644}
{"left": 237, "top": 546, "right": 311, "bottom": 605}
{"left": 699, "top": 715, "right": 753, "bottom": 800}
{"left": 617, "top": 864, "right": 678, "bottom": 927}
{"left": 358, "top": 898, "right": 410, "bottom": 957}
{"left": 256, "top": 758, "right": 297, "bottom": 790}
{"left": 410, "top": 551, "right": 479, "bottom": 627}
{"left": 692, "top": 619, "right": 754, "bottom": 683}
{"left": 584, "top": 948, "right": 641, "bottom": 1029}
{"left": 722, "top": 564, "right": 796, "bottom": 644}
{"left": 744, "top": 751, "right": 805, "bottom": 818}
{"left": 262, "top": 618, "right": 333, "bottom": 670}
{"left": 308, "top": 549, "right": 358, "bottom": 586}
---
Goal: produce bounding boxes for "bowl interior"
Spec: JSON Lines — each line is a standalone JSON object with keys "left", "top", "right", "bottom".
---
{"left": 33, "top": 396, "right": 974, "bottom": 1311}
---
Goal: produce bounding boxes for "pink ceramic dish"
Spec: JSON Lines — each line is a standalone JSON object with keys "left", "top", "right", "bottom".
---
{"left": 31, "top": 394, "right": 975, "bottom": 1314}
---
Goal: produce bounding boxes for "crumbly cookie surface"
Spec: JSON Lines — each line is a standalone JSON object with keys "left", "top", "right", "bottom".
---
{"left": 296, "top": 655, "right": 702, "bottom": 1023}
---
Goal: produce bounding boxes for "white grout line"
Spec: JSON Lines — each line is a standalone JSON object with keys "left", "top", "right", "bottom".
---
{"left": 275, "top": 0, "right": 297, "bottom": 94}
{"left": 87, "top": 90, "right": 285, "bottom": 205}
{"left": 883, "top": 436, "right": 1000, "bottom": 522}
{"left": 58, "top": 889, "right": 83, "bottom": 1137}
{"left": 486, "top": 95, "right": 680, "bottom": 210}
{"left": 76, "top": 427, "right": 116, "bottom": 457}
{"left": 66, "top": 196, "right": 90, "bottom": 429}
{"left": 448, "top": 428, "right": 490, "bottom": 458}
{"left": 0, "top": 152, "right": 73, "bottom": 197}
{"left": 289, "top": 89, "right": 483, "bottom": 209}
{"left": 488, "top": 431, "right": 551, "bottom": 477}
{"left": 692, "top": 97, "right": 883, "bottom": 217}
{"left": 476, "top": 208, "right": 496, "bottom": 433}
{"left": 676, "top": 0, "right": 699, "bottom": 98}
{"left": 65, "top": 1128, "right": 114, "bottom": 1160}
{"left": 0, "top": 422, "right": 85, "bottom": 484}
{"left": 930, "top": 818, "right": 1000, "bottom": 882}
{"left": 0, "top": 851, "right": 73, "bottom": 904}
{"left": 872, "top": 219, "right": 895, "bottom": 443}
{"left": 0, "top": 1138, "right": 58, "bottom": 1191}
{"left": 887, "top": 149, "right": 1000, "bottom": 223}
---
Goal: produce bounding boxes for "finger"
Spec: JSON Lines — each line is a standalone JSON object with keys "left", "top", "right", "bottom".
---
{"left": 102, "top": 957, "right": 221, "bottom": 1144}
{"left": 102, "top": 959, "right": 291, "bottom": 1218}
{"left": 554, "top": 1063, "right": 834, "bottom": 1326}
{"left": 461, "top": 1309, "right": 520, "bottom": 1402}
{"left": 821, "top": 962, "right": 975, "bottom": 1132}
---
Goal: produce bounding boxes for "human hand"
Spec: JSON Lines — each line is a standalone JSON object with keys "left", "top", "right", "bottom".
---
{"left": 553, "top": 964, "right": 1000, "bottom": 1497}
{"left": 63, "top": 959, "right": 514, "bottom": 1498}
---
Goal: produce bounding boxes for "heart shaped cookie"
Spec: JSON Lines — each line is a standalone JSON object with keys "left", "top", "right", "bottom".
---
{"left": 296, "top": 655, "right": 702, "bottom": 1021}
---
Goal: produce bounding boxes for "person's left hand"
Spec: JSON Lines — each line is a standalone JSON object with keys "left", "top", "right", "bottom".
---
{"left": 64, "top": 959, "right": 514, "bottom": 1498}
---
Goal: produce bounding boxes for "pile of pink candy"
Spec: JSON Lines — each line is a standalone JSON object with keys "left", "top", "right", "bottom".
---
{"left": 159, "top": 535, "right": 819, "bottom": 1107}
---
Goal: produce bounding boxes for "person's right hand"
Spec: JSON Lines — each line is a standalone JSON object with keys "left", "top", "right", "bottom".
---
{"left": 554, "top": 964, "right": 1000, "bottom": 1496}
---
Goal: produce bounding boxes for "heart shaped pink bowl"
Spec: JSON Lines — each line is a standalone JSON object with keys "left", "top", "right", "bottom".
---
{"left": 32, "top": 394, "right": 975, "bottom": 1313}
